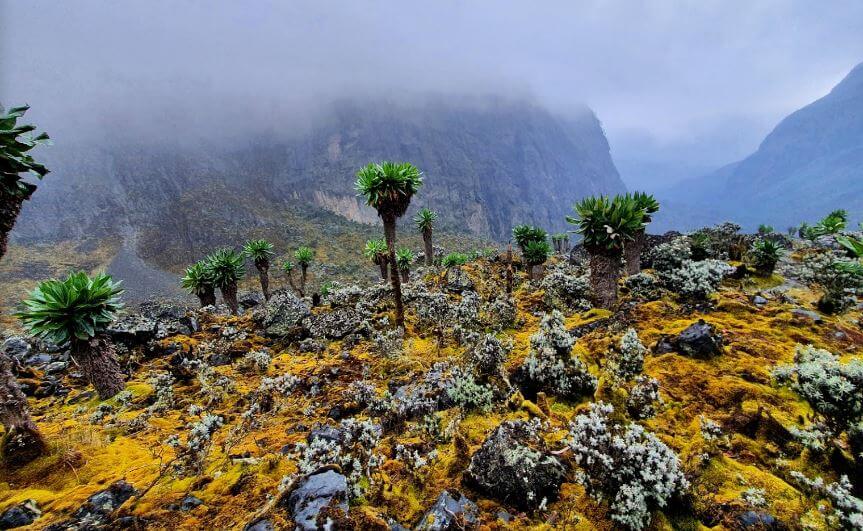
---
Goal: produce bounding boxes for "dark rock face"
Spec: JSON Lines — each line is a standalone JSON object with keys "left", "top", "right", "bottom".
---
{"left": 108, "top": 302, "right": 195, "bottom": 346}
{"left": 655, "top": 320, "right": 724, "bottom": 359}
{"left": 737, "top": 510, "right": 780, "bottom": 529}
{"left": 415, "top": 490, "right": 479, "bottom": 531}
{"left": 641, "top": 231, "right": 683, "bottom": 268}
{"left": 0, "top": 500, "right": 40, "bottom": 529}
{"left": 46, "top": 480, "right": 137, "bottom": 530}
{"left": 465, "top": 420, "right": 566, "bottom": 510}
{"left": 443, "top": 268, "right": 475, "bottom": 294}
{"left": 1, "top": 337, "right": 30, "bottom": 364}
{"left": 252, "top": 291, "right": 311, "bottom": 340}
{"left": 244, "top": 520, "right": 275, "bottom": 531}
{"left": 285, "top": 470, "right": 348, "bottom": 531}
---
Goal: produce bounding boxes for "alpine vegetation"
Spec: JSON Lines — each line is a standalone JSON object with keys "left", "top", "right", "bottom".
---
{"left": 181, "top": 260, "right": 217, "bottom": 307}
{"left": 206, "top": 248, "right": 246, "bottom": 314}
{"left": 414, "top": 207, "right": 437, "bottom": 266}
{"left": 356, "top": 161, "right": 423, "bottom": 328}
{"left": 623, "top": 192, "right": 660, "bottom": 276}
{"left": 17, "top": 272, "right": 126, "bottom": 399}
{"left": 243, "top": 239, "right": 276, "bottom": 301}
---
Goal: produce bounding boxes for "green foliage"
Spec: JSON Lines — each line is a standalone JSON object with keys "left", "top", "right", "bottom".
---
{"left": 628, "top": 191, "right": 660, "bottom": 223}
{"left": 511, "top": 224, "right": 547, "bottom": 251}
{"left": 0, "top": 104, "right": 50, "bottom": 197}
{"left": 803, "top": 210, "right": 849, "bottom": 239}
{"left": 566, "top": 195, "right": 645, "bottom": 253}
{"left": 294, "top": 246, "right": 314, "bottom": 267}
{"left": 836, "top": 235, "right": 863, "bottom": 258}
{"left": 242, "top": 239, "right": 275, "bottom": 262}
{"left": 281, "top": 260, "right": 294, "bottom": 273}
{"left": 522, "top": 240, "right": 551, "bottom": 266}
{"left": 757, "top": 224, "right": 774, "bottom": 235}
{"left": 749, "top": 238, "right": 784, "bottom": 275}
{"left": 320, "top": 281, "right": 334, "bottom": 297}
{"left": 181, "top": 261, "right": 215, "bottom": 295}
{"left": 689, "top": 232, "right": 711, "bottom": 260}
{"left": 206, "top": 248, "right": 245, "bottom": 288}
{"left": 414, "top": 207, "right": 437, "bottom": 232}
{"left": 551, "top": 233, "right": 569, "bottom": 243}
{"left": 395, "top": 248, "right": 415, "bottom": 271}
{"left": 363, "top": 239, "right": 388, "bottom": 264}
{"left": 16, "top": 272, "right": 123, "bottom": 345}
{"left": 355, "top": 161, "right": 423, "bottom": 218}
{"left": 442, "top": 252, "right": 469, "bottom": 268}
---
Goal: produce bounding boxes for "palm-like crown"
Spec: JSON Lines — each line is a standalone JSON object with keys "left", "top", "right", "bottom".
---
{"left": 16, "top": 272, "right": 123, "bottom": 345}
{"left": 629, "top": 192, "right": 660, "bottom": 223}
{"left": 295, "top": 246, "right": 314, "bottom": 267}
{"left": 414, "top": 208, "right": 437, "bottom": 233}
{"left": 523, "top": 240, "right": 552, "bottom": 266}
{"left": 396, "top": 248, "right": 415, "bottom": 270}
{"left": 243, "top": 239, "right": 275, "bottom": 262}
{"left": 363, "top": 239, "right": 388, "bottom": 264}
{"left": 181, "top": 261, "right": 215, "bottom": 295}
{"left": 1, "top": 104, "right": 50, "bottom": 198}
{"left": 282, "top": 260, "right": 295, "bottom": 273}
{"left": 512, "top": 225, "right": 547, "bottom": 250}
{"left": 567, "top": 195, "right": 645, "bottom": 253}
{"left": 206, "top": 248, "right": 246, "bottom": 288}
{"left": 355, "top": 161, "right": 423, "bottom": 218}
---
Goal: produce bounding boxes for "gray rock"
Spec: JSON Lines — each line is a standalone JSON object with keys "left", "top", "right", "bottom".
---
{"left": 244, "top": 520, "right": 275, "bottom": 531}
{"left": 179, "top": 495, "right": 203, "bottom": 511}
{"left": 0, "top": 500, "right": 40, "bottom": 529}
{"left": 285, "top": 470, "right": 348, "bottom": 530}
{"left": 72, "top": 480, "right": 136, "bottom": 520}
{"left": 443, "top": 268, "right": 474, "bottom": 293}
{"left": 465, "top": 420, "right": 565, "bottom": 510}
{"left": 415, "top": 490, "right": 479, "bottom": 530}
{"left": 253, "top": 291, "right": 311, "bottom": 340}
{"left": 737, "top": 510, "right": 779, "bottom": 529}
{"left": 791, "top": 308, "right": 824, "bottom": 324}
{"left": 108, "top": 314, "right": 159, "bottom": 343}
{"left": 656, "top": 320, "right": 724, "bottom": 359}
{"left": 239, "top": 292, "right": 263, "bottom": 309}
{"left": 1, "top": 337, "right": 30, "bottom": 363}
{"left": 44, "top": 361, "right": 68, "bottom": 375}
{"left": 304, "top": 307, "right": 364, "bottom": 340}
{"left": 752, "top": 295, "right": 768, "bottom": 306}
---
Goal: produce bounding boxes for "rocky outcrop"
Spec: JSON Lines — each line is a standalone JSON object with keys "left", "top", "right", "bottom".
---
{"left": 284, "top": 470, "right": 348, "bottom": 531}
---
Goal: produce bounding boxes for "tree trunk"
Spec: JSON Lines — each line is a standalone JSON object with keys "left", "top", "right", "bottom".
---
{"left": 589, "top": 251, "right": 622, "bottom": 309}
{"left": 256, "top": 262, "right": 271, "bottom": 301}
{"left": 382, "top": 216, "right": 405, "bottom": 328}
{"left": 301, "top": 265, "right": 308, "bottom": 296}
{"left": 423, "top": 228, "right": 434, "bottom": 266}
{"left": 624, "top": 229, "right": 646, "bottom": 276}
{"left": 198, "top": 286, "right": 216, "bottom": 307}
{"left": 401, "top": 269, "right": 409, "bottom": 283}
{"left": 286, "top": 270, "right": 303, "bottom": 298}
{"left": 0, "top": 351, "right": 46, "bottom": 466}
{"left": 0, "top": 189, "right": 26, "bottom": 262}
{"left": 221, "top": 281, "right": 239, "bottom": 314}
{"left": 71, "top": 336, "right": 125, "bottom": 400}
{"left": 378, "top": 259, "right": 388, "bottom": 281}
{"left": 505, "top": 245, "right": 513, "bottom": 294}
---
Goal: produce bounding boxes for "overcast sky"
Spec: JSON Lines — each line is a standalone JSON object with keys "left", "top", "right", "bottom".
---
{"left": 2, "top": 0, "right": 862, "bottom": 186}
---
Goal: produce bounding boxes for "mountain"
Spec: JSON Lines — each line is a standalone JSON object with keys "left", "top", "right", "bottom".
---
{"left": 3, "top": 97, "right": 624, "bottom": 303}
{"left": 657, "top": 62, "right": 863, "bottom": 232}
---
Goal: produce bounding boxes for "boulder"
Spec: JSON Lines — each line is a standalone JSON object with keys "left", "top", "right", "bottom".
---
{"left": 73, "top": 480, "right": 137, "bottom": 519}
{"left": 303, "top": 307, "right": 365, "bottom": 340}
{"left": 252, "top": 291, "right": 311, "bottom": 340}
{"left": 790, "top": 308, "right": 823, "bottom": 324}
{"left": 285, "top": 470, "right": 349, "bottom": 531}
{"left": 0, "top": 500, "right": 40, "bottom": 529}
{"left": 239, "top": 292, "right": 263, "bottom": 310}
{"left": 464, "top": 420, "right": 565, "bottom": 510}
{"left": 415, "top": 490, "right": 479, "bottom": 531}
{"left": 1, "top": 337, "right": 30, "bottom": 363}
{"left": 443, "top": 268, "right": 474, "bottom": 294}
{"left": 655, "top": 320, "right": 724, "bottom": 359}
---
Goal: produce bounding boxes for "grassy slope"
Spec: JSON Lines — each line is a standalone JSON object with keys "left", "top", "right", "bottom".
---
{"left": 0, "top": 257, "right": 860, "bottom": 529}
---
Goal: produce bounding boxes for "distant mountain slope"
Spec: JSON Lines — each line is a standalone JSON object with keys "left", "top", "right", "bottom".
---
{"left": 658, "top": 62, "right": 863, "bottom": 232}
{"left": 13, "top": 97, "right": 624, "bottom": 250}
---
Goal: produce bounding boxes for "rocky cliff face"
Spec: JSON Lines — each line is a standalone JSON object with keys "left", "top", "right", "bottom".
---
{"left": 12, "top": 97, "right": 625, "bottom": 259}
{"left": 659, "top": 62, "right": 863, "bottom": 231}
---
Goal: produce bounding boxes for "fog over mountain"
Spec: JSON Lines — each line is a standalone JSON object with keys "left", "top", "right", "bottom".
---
{"left": 4, "top": 1, "right": 863, "bottom": 188}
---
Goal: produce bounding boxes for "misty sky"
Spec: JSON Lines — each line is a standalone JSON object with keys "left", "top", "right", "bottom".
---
{"left": 2, "top": 0, "right": 863, "bottom": 188}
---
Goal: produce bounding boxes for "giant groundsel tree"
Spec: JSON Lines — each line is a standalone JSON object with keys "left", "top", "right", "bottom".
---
{"left": 623, "top": 192, "right": 659, "bottom": 276}
{"left": 356, "top": 161, "right": 423, "bottom": 327}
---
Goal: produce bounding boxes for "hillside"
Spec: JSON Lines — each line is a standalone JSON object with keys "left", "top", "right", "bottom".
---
{"left": 658, "top": 62, "right": 863, "bottom": 232}
{"left": 1, "top": 226, "right": 862, "bottom": 529}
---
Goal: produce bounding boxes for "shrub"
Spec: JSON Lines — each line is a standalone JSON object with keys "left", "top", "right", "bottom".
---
{"left": 441, "top": 252, "right": 469, "bottom": 268}
{"left": 446, "top": 367, "right": 494, "bottom": 412}
{"left": 608, "top": 328, "right": 647, "bottom": 382}
{"left": 748, "top": 238, "right": 784, "bottom": 276}
{"left": 791, "top": 472, "right": 863, "bottom": 529}
{"left": 512, "top": 224, "right": 547, "bottom": 252}
{"left": 649, "top": 237, "right": 691, "bottom": 272}
{"left": 540, "top": 264, "right": 591, "bottom": 311}
{"left": 623, "top": 272, "right": 662, "bottom": 301}
{"left": 799, "top": 251, "right": 863, "bottom": 313}
{"left": 659, "top": 259, "right": 732, "bottom": 300}
{"left": 520, "top": 311, "right": 597, "bottom": 398}
{"left": 689, "top": 232, "right": 711, "bottom": 261}
{"left": 566, "top": 402, "right": 688, "bottom": 530}
{"left": 467, "top": 334, "right": 509, "bottom": 377}
{"left": 627, "top": 376, "right": 661, "bottom": 420}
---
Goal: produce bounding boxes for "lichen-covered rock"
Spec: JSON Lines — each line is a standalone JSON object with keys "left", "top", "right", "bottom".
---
{"left": 540, "top": 265, "right": 590, "bottom": 312}
{"left": 46, "top": 480, "right": 138, "bottom": 530}
{"left": 444, "top": 267, "right": 474, "bottom": 293}
{"left": 415, "top": 490, "right": 479, "bottom": 530}
{"left": 252, "top": 290, "right": 311, "bottom": 340}
{"left": 1, "top": 337, "right": 30, "bottom": 364}
{"left": 303, "top": 307, "right": 365, "bottom": 339}
{"left": 655, "top": 320, "right": 724, "bottom": 359}
{"left": 285, "top": 470, "right": 348, "bottom": 530}
{"left": 465, "top": 420, "right": 566, "bottom": 510}
{"left": 0, "top": 500, "right": 40, "bottom": 529}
